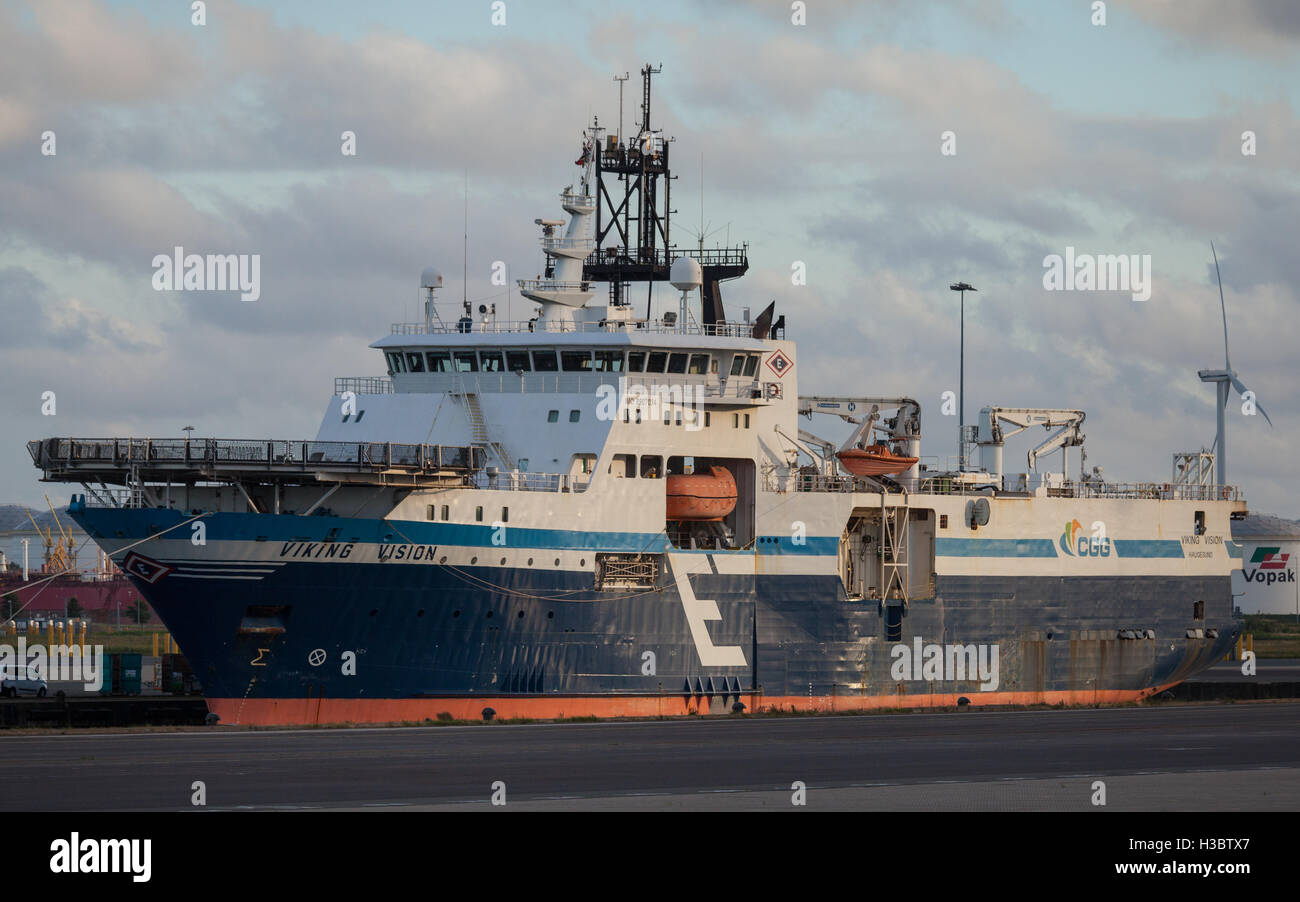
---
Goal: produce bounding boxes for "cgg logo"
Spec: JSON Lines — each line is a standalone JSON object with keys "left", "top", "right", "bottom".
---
{"left": 1059, "top": 519, "right": 1111, "bottom": 557}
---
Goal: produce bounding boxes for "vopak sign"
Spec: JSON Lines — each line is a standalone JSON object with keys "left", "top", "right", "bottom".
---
{"left": 1244, "top": 546, "right": 1295, "bottom": 585}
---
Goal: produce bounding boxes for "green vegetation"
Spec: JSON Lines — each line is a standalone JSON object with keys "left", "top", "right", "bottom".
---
{"left": 1243, "top": 614, "right": 1300, "bottom": 658}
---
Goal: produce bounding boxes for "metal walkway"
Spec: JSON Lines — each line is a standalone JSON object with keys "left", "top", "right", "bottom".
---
{"left": 28, "top": 437, "right": 484, "bottom": 486}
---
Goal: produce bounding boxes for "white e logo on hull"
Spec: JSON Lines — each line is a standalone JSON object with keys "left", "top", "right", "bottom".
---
{"left": 668, "top": 554, "right": 747, "bottom": 667}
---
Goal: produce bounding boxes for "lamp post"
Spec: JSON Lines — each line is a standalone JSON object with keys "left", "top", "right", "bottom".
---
{"left": 21, "top": 538, "right": 29, "bottom": 581}
{"left": 949, "top": 282, "right": 977, "bottom": 469}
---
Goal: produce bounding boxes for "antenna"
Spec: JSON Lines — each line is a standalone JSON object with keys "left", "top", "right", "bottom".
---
{"left": 613, "top": 72, "right": 629, "bottom": 148}
{"left": 463, "top": 172, "right": 469, "bottom": 317}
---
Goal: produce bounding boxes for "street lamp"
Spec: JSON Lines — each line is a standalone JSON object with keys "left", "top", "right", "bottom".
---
{"left": 949, "top": 282, "right": 977, "bottom": 469}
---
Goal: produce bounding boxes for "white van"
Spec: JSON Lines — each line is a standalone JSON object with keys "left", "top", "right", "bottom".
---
{"left": 0, "top": 665, "right": 47, "bottom": 698}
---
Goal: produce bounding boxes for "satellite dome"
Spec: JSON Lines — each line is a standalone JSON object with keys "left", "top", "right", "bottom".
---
{"left": 420, "top": 266, "right": 443, "bottom": 289}
{"left": 669, "top": 256, "right": 702, "bottom": 292}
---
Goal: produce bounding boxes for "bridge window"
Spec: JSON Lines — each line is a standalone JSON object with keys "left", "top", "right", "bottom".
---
{"left": 406, "top": 352, "right": 425, "bottom": 372}
{"left": 479, "top": 351, "right": 504, "bottom": 372}
{"left": 687, "top": 354, "right": 709, "bottom": 375}
{"left": 506, "top": 350, "right": 531, "bottom": 372}
{"left": 646, "top": 351, "right": 668, "bottom": 373}
{"left": 561, "top": 350, "right": 593, "bottom": 372}
{"left": 743, "top": 355, "right": 759, "bottom": 377}
{"left": 729, "top": 354, "right": 746, "bottom": 376}
{"left": 532, "top": 350, "right": 559, "bottom": 372}
{"left": 627, "top": 351, "right": 646, "bottom": 372}
{"left": 569, "top": 410, "right": 581, "bottom": 422}
{"left": 594, "top": 350, "right": 624, "bottom": 372}
{"left": 547, "top": 410, "right": 559, "bottom": 423}
{"left": 666, "top": 353, "right": 688, "bottom": 374}
{"left": 452, "top": 351, "right": 478, "bottom": 372}
{"left": 386, "top": 351, "right": 405, "bottom": 373}
{"left": 426, "top": 351, "right": 452, "bottom": 372}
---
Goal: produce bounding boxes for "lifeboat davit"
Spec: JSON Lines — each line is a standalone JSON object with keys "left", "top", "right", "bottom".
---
{"left": 836, "top": 444, "right": 919, "bottom": 477}
{"left": 666, "top": 466, "right": 737, "bottom": 521}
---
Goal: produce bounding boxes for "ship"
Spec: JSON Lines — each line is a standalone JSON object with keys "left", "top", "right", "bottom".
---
{"left": 28, "top": 67, "right": 1244, "bottom": 726}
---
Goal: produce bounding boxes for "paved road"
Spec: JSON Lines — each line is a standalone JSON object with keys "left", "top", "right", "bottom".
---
{"left": 2, "top": 702, "right": 1298, "bottom": 811}
{"left": 1187, "top": 658, "right": 1300, "bottom": 682}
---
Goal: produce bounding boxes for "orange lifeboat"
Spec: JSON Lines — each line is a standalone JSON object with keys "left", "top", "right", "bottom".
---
{"left": 666, "top": 466, "right": 737, "bottom": 521}
{"left": 836, "top": 444, "right": 919, "bottom": 477}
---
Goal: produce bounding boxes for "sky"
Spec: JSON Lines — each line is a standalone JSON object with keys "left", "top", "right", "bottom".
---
{"left": 1, "top": 0, "right": 1298, "bottom": 512}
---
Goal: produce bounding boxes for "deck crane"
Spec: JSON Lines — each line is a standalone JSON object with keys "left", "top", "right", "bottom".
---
{"left": 973, "top": 407, "right": 1086, "bottom": 487}
{"left": 795, "top": 396, "right": 923, "bottom": 482}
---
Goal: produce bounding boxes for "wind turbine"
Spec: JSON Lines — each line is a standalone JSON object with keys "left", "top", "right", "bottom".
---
{"left": 1196, "top": 242, "right": 1272, "bottom": 486}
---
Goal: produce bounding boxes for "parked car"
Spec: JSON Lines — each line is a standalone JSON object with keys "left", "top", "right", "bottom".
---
{"left": 0, "top": 665, "right": 48, "bottom": 698}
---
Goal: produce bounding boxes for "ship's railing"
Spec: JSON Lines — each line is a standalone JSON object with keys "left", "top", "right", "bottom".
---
{"left": 334, "top": 376, "right": 393, "bottom": 395}
{"left": 560, "top": 192, "right": 594, "bottom": 209}
{"left": 80, "top": 487, "right": 137, "bottom": 508}
{"left": 29, "top": 438, "right": 484, "bottom": 475}
{"left": 389, "top": 318, "right": 761, "bottom": 338}
{"left": 402, "top": 371, "right": 765, "bottom": 401}
{"left": 541, "top": 237, "right": 595, "bottom": 254}
{"left": 515, "top": 280, "right": 594, "bottom": 293}
{"left": 766, "top": 467, "right": 1243, "bottom": 501}
{"left": 584, "top": 245, "right": 749, "bottom": 270}
{"left": 468, "top": 471, "right": 590, "bottom": 494}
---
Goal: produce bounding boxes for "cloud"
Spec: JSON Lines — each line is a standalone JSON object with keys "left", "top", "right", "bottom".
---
{"left": 1128, "top": 0, "right": 1300, "bottom": 57}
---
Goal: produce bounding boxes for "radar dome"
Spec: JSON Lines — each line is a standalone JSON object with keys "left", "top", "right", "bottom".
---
{"left": 669, "top": 256, "right": 702, "bottom": 292}
{"left": 420, "top": 267, "right": 443, "bottom": 289}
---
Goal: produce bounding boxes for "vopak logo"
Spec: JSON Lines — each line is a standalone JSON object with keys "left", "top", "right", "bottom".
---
{"left": 1245, "top": 546, "right": 1295, "bottom": 585}
{"left": 1059, "top": 519, "right": 1111, "bottom": 557}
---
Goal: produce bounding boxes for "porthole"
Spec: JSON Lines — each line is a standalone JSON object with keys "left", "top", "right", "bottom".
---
{"left": 547, "top": 612, "right": 554, "bottom": 619}
{"left": 470, "top": 556, "right": 478, "bottom": 565}
{"left": 554, "top": 558, "right": 561, "bottom": 566}
{"left": 439, "top": 555, "right": 447, "bottom": 563}
{"left": 500, "top": 557, "right": 507, "bottom": 565}
{"left": 517, "top": 611, "right": 524, "bottom": 619}
{"left": 527, "top": 557, "right": 534, "bottom": 566}
{"left": 580, "top": 558, "right": 586, "bottom": 566}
